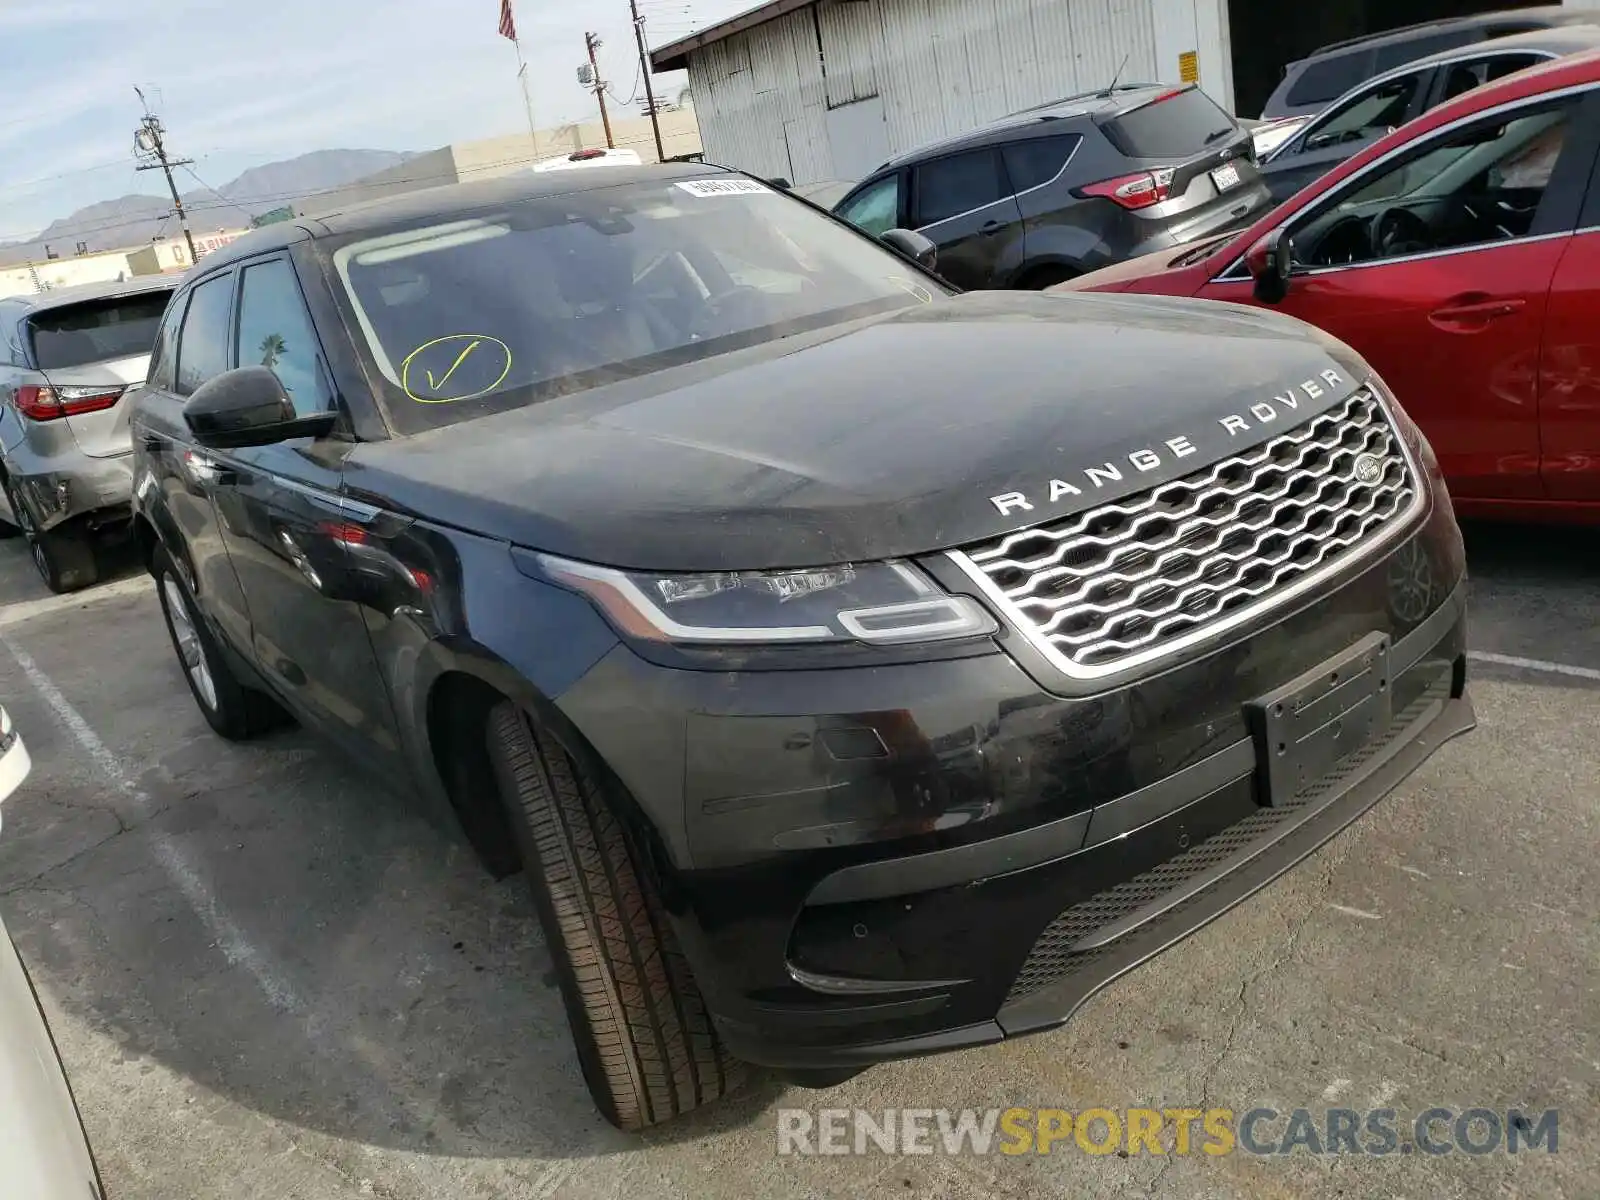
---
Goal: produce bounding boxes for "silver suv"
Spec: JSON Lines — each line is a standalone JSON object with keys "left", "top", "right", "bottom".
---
{"left": 0, "top": 277, "right": 176, "bottom": 592}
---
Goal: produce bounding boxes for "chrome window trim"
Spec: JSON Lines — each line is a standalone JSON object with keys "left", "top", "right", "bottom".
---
{"left": 947, "top": 382, "right": 1430, "bottom": 685}
{"left": 914, "top": 138, "right": 1082, "bottom": 234}
{"left": 1216, "top": 79, "right": 1600, "bottom": 284}
{"left": 213, "top": 465, "right": 384, "bottom": 522}
{"left": 1265, "top": 48, "right": 1558, "bottom": 164}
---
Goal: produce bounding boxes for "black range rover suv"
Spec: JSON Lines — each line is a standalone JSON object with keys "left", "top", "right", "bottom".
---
{"left": 128, "top": 165, "right": 1473, "bottom": 1130}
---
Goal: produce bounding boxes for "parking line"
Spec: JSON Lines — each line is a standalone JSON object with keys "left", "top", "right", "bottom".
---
{"left": 1468, "top": 651, "right": 1600, "bottom": 683}
{"left": 2, "top": 636, "right": 307, "bottom": 1013}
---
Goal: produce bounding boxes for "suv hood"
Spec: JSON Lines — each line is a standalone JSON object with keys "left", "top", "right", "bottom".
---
{"left": 346, "top": 292, "right": 1364, "bottom": 571}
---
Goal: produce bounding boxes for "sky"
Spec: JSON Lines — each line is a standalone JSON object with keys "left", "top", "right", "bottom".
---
{"left": 0, "top": 0, "right": 755, "bottom": 241}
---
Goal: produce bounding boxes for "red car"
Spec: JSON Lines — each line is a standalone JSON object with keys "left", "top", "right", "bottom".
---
{"left": 1060, "top": 49, "right": 1600, "bottom": 523}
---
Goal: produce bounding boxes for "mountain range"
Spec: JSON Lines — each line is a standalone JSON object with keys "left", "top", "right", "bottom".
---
{"left": 0, "top": 148, "right": 416, "bottom": 268}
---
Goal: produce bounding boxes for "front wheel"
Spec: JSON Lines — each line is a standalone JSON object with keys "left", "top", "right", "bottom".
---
{"left": 152, "top": 544, "right": 287, "bottom": 740}
{"left": 486, "top": 701, "right": 744, "bottom": 1130}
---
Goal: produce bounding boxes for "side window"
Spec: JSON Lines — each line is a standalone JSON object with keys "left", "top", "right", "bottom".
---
{"left": 1291, "top": 99, "right": 1578, "bottom": 268}
{"left": 1002, "top": 135, "right": 1082, "bottom": 193}
{"left": 913, "top": 150, "right": 1004, "bottom": 226}
{"left": 1441, "top": 54, "right": 1548, "bottom": 104}
{"left": 235, "top": 260, "right": 335, "bottom": 416}
{"left": 1286, "top": 50, "right": 1375, "bottom": 109}
{"left": 173, "top": 274, "right": 233, "bottom": 398}
{"left": 1300, "top": 73, "right": 1423, "bottom": 154}
{"left": 836, "top": 175, "right": 902, "bottom": 237}
{"left": 145, "top": 292, "right": 188, "bottom": 391}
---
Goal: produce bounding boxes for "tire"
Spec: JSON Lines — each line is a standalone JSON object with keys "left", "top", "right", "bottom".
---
{"left": 486, "top": 701, "right": 744, "bottom": 1130}
{"left": 2, "top": 475, "right": 96, "bottom": 592}
{"left": 152, "top": 543, "right": 287, "bottom": 740}
{"left": 30, "top": 529, "right": 98, "bottom": 594}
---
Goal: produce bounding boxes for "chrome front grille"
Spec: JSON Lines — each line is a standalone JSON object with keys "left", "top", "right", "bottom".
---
{"left": 956, "top": 389, "right": 1420, "bottom": 678}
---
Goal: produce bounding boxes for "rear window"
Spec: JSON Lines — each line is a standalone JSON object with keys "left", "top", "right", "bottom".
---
{"left": 1102, "top": 88, "right": 1239, "bottom": 159}
{"left": 27, "top": 292, "right": 172, "bottom": 370}
{"left": 1286, "top": 51, "right": 1374, "bottom": 108}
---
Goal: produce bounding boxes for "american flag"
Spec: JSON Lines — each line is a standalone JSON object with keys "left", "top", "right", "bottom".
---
{"left": 497, "top": 0, "right": 516, "bottom": 41}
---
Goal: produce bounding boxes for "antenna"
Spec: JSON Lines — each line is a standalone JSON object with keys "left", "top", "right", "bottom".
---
{"left": 1100, "top": 52, "right": 1131, "bottom": 98}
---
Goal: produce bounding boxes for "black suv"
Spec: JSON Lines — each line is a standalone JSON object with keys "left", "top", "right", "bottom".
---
{"left": 1261, "top": 5, "right": 1596, "bottom": 121}
{"left": 129, "top": 165, "right": 1472, "bottom": 1131}
{"left": 831, "top": 84, "right": 1270, "bottom": 290}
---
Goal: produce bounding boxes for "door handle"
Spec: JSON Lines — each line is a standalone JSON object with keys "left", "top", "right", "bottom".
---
{"left": 979, "top": 219, "right": 1005, "bottom": 237}
{"left": 1428, "top": 295, "right": 1526, "bottom": 331}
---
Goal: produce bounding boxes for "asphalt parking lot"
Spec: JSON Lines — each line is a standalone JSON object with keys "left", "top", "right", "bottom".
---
{"left": 0, "top": 522, "right": 1594, "bottom": 1200}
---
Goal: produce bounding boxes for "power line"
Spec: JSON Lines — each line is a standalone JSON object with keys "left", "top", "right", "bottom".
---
{"left": 0, "top": 158, "right": 142, "bottom": 197}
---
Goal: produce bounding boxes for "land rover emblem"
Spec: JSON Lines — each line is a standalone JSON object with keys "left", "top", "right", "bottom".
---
{"left": 1353, "top": 453, "right": 1384, "bottom": 485}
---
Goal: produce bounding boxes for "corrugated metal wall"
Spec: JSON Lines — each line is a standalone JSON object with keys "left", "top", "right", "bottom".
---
{"left": 687, "top": 0, "right": 1161, "bottom": 186}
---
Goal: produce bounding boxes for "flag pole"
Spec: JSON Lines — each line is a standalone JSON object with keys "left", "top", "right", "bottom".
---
{"left": 516, "top": 42, "right": 539, "bottom": 158}
{"left": 500, "top": 0, "right": 539, "bottom": 158}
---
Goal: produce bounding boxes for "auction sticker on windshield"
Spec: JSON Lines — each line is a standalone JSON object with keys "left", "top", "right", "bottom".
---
{"left": 675, "top": 178, "right": 772, "bottom": 198}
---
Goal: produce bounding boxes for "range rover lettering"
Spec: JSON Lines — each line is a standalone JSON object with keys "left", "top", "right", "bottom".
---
{"left": 128, "top": 166, "right": 1474, "bottom": 1131}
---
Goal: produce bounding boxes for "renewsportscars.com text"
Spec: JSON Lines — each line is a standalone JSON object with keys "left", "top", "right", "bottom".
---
{"left": 776, "top": 1107, "right": 1559, "bottom": 1158}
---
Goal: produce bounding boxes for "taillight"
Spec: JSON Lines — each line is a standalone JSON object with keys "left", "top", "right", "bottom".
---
{"left": 15, "top": 384, "right": 124, "bottom": 421}
{"left": 1077, "top": 168, "right": 1176, "bottom": 210}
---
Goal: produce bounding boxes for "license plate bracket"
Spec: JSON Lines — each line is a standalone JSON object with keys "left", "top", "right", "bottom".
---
{"left": 1211, "top": 162, "right": 1242, "bottom": 191}
{"left": 1246, "top": 632, "right": 1392, "bottom": 807}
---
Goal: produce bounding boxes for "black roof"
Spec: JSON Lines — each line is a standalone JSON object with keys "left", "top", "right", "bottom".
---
{"left": 877, "top": 83, "right": 1177, "bottom": 171}
{"left": 192, "top": 162, "right": 736, "bottom": 272}
{"left": 1306, "top": 4, "right": 1587, "bottom": 59}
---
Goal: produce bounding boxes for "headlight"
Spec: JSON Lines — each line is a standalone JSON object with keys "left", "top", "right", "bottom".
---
{"left": 538, "top": 555, "right": 996, "bottom": 646}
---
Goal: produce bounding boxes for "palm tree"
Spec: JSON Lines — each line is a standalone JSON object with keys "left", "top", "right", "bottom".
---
{"left": 258, "top": 333, "right": 286, "bottom": 370}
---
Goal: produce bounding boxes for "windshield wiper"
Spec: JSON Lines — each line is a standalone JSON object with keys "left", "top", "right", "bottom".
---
{"left": 1204, "top": 127, "right": 1235, "bottom": 145}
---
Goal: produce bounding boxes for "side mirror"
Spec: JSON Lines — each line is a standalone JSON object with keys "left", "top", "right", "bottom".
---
{"left": 184, "top": 366, "right": 337, "bottom": 449}
{"left": 1246, "top": 228, "right": 1294, "bottom": 305}
{"left": 879, "top": 228, "right": 938, "bottom": 271}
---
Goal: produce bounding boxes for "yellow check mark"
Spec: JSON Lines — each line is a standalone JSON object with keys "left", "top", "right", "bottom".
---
{"left": 425, "top": 339, "right": 482, "bottom": 393}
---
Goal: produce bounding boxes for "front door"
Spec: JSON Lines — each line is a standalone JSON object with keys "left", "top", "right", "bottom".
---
{"left": 1205, "top": 90, "right": 1598, "bottom": 502}
{"left": 1539, "top": 213, "right": 1600, "bottom": 501}
{"left": 205, "top": 255, "right": 406, "bottom": 769}
{"left": 910, "top": 148, "right": 1025, "bottom": 290}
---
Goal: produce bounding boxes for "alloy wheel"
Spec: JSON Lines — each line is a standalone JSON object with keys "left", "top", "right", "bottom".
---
{"left": 162, "top": 575, "right": 218, "bottom": 712}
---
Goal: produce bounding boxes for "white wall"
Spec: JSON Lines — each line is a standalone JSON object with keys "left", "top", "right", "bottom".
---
{"left": 689, "top": 0, "right": 1161, "bottom": 187}
{"left": 1149, "top": 0, "right": 1232, "bottom": 111}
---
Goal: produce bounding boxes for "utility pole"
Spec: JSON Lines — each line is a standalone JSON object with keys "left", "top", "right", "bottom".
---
{"left": 132, "top": 89, "right": 198, "bottom": 264}
{"left": 585, "top": 33, "right": 616, "bottom": 149}
{"left": 630, "top": 0, "right": 667, "bottom": 162}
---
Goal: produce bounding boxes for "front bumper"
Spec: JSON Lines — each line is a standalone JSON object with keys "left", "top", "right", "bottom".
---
{"left": 556, "top": 498, "right": 1472, "bottom": 1070}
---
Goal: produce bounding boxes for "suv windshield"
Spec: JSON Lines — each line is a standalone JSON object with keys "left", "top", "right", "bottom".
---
{"left": 27, "top": 291, "right": 171, "bottom": 369}
{"left": 332, "top": 176, "right": 941, "bottom": 435}
{"left": 1102, "top": 87, "right": 1238, "bottom": 158}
